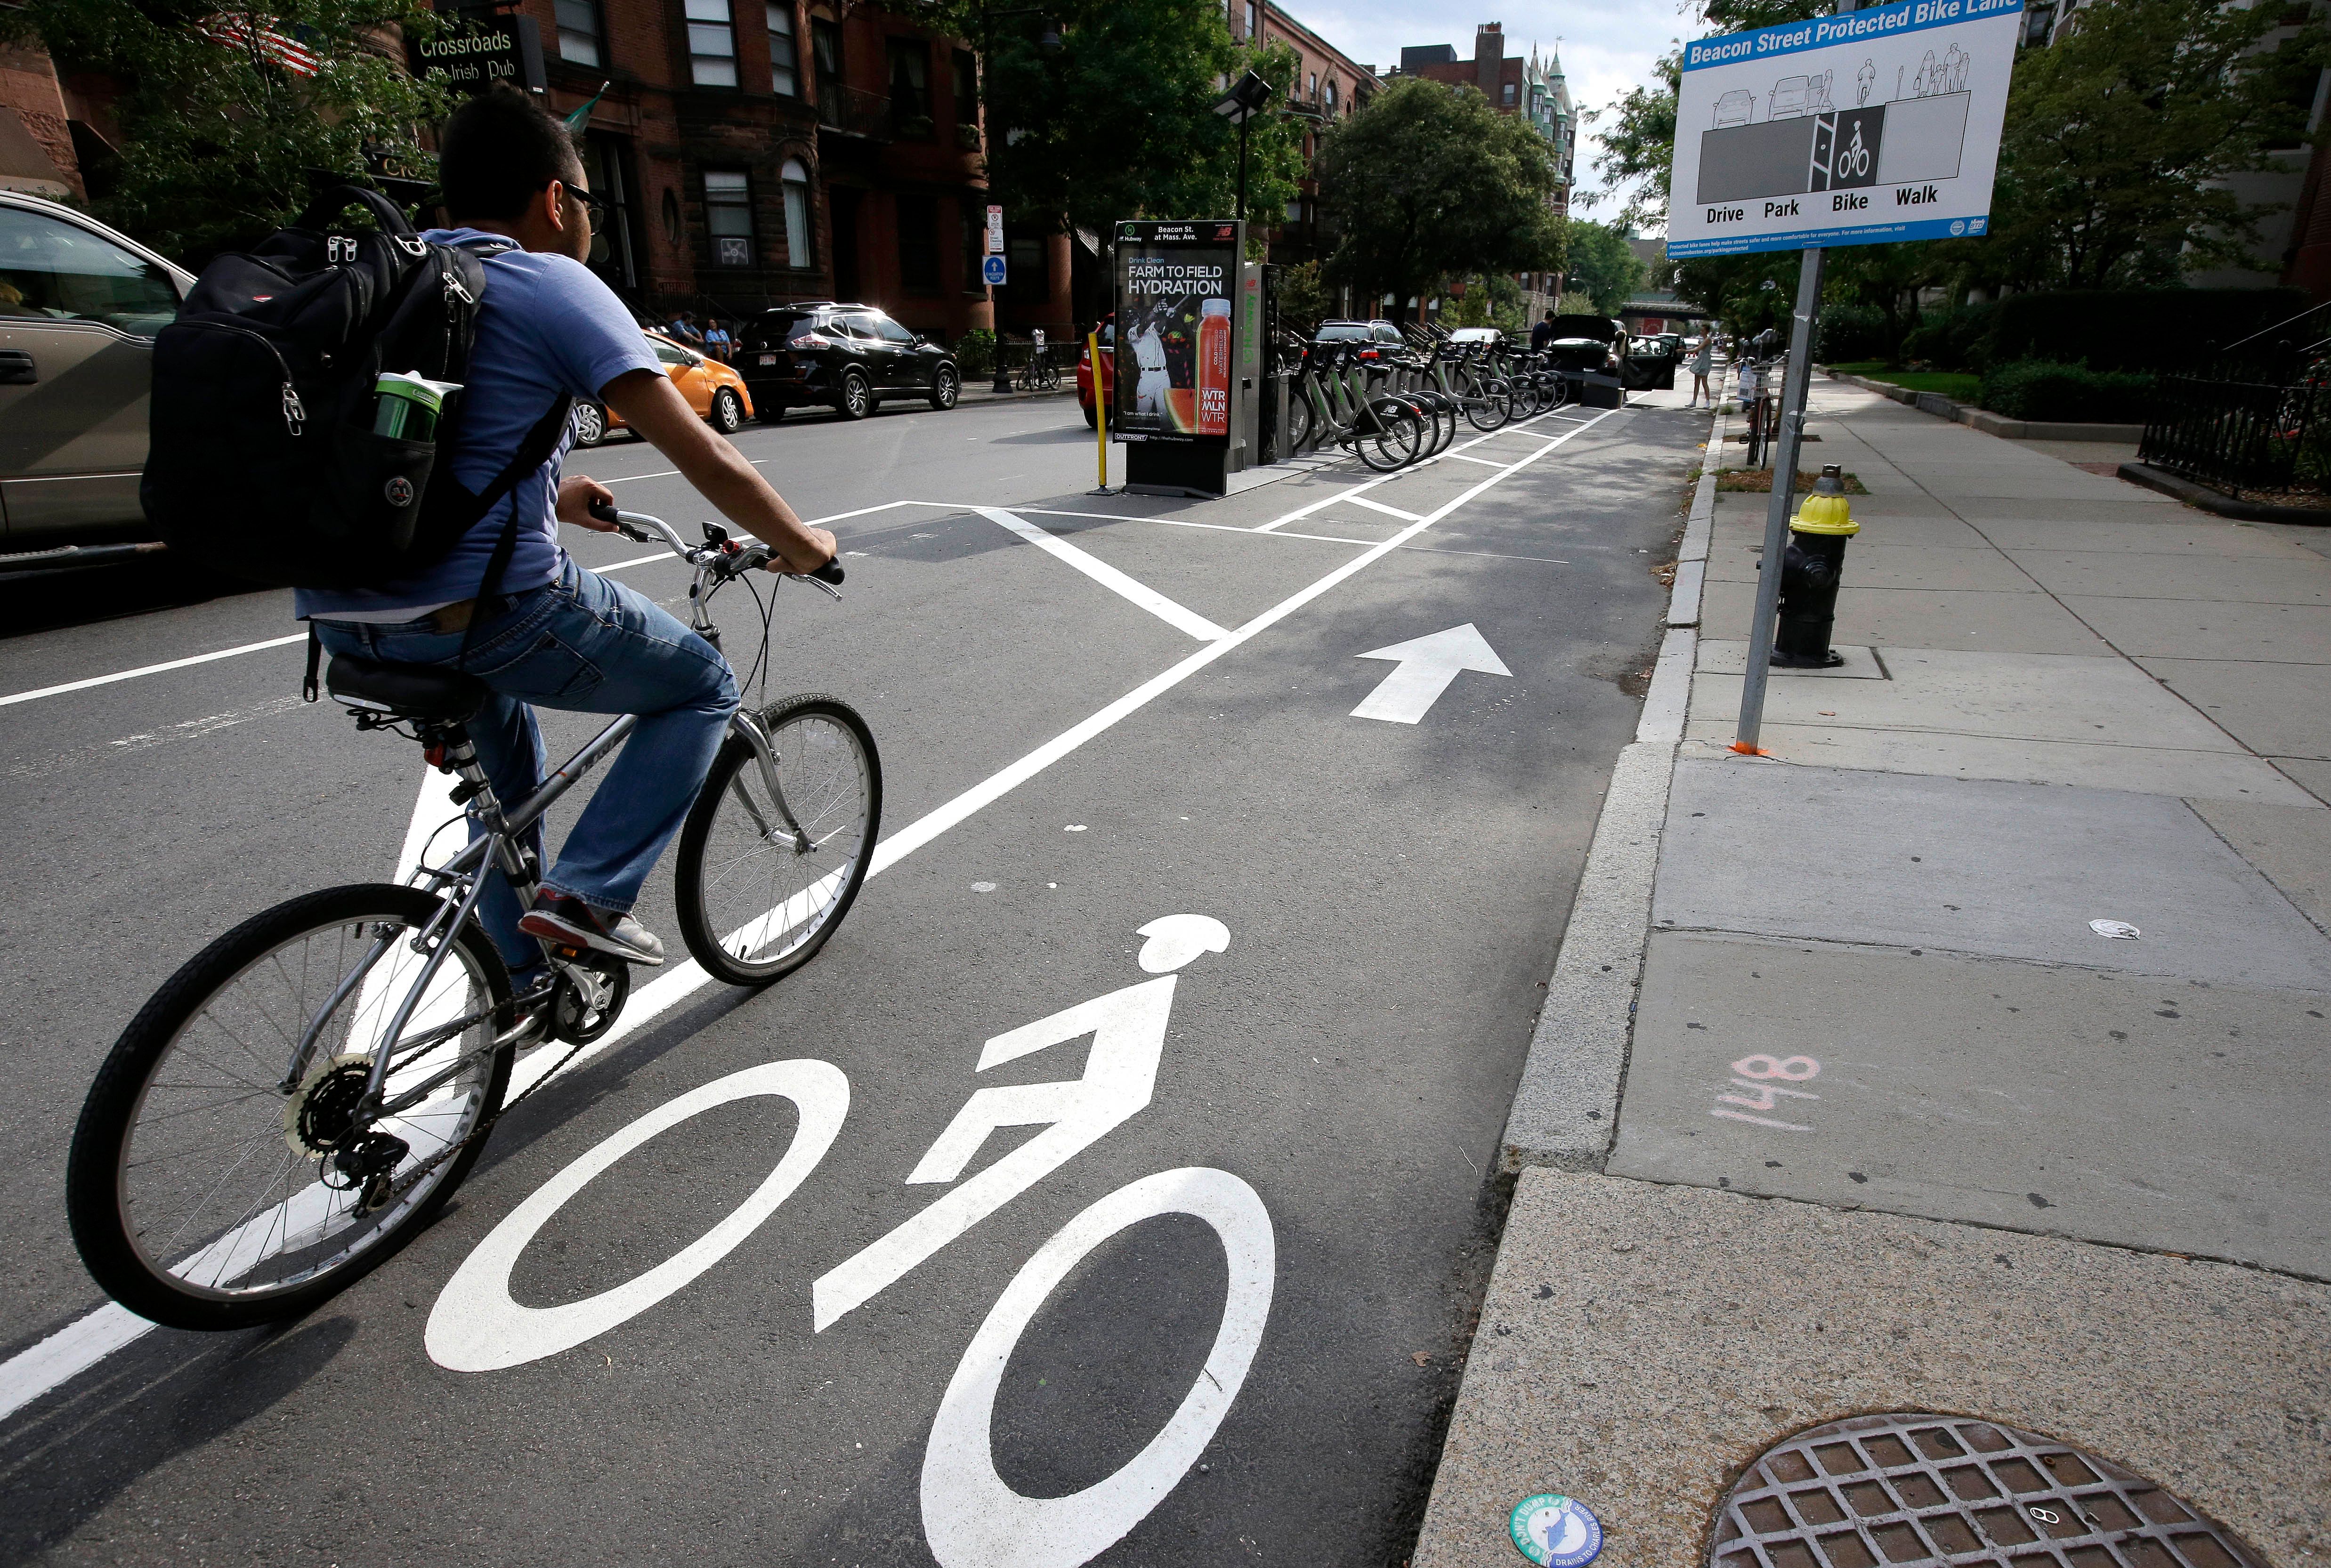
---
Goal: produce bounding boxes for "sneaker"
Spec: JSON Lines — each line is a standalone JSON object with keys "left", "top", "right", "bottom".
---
{"left": 518, "top": 891, "right": 667, "bottom": 966}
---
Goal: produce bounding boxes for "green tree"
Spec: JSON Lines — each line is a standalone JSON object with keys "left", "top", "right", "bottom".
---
{"left": 9, "top": 0, "right": 449, "bottom": 263}
{"left": 1821, "top": 242, "right": 1942, "bottom": 364}
{"left": 1314, "top": 76, "right": 1562, "bottom": 316}
{"left": 1592, "top": 49, "right": 1679, "bottom": 232}
{"left": 1562, "top": 218, "right": 1646, "bottom": 314}
{"left": 931, "top": 0, "right": 1305, "bottom": 243}
{"left": 1983, "top": 0, "right": 2330, "bottom": 289}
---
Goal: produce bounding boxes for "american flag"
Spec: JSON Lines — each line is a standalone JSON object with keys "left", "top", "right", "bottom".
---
{"left": 194, "top": 12, "right": 322, "bottom": 76}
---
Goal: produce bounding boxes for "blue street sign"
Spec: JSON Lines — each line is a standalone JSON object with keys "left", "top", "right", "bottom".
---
{"left": 982, "top": 253, "right": 1008, "bottom": 286}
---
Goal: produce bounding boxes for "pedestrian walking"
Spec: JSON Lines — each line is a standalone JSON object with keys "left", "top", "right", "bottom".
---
{"left": 1687, "top": 334, "right": 1716, "bottom": 408}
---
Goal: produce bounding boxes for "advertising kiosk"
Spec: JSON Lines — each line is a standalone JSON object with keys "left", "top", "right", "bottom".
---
{"left": 1114, "top": 219, "right": 1258, "bottom": 498}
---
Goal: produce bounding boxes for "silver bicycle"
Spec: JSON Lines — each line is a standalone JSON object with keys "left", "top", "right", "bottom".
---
{"left": 66, "top": 508, "right": 881, "bottom": 1331}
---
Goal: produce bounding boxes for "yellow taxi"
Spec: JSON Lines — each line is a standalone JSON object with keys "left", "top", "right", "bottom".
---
{"left": 573, "top": 330, "right": 754, "bottom": 445}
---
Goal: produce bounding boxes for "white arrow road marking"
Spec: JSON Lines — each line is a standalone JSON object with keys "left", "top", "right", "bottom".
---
{"left": 974, "top": 508, "right": 1226, "bottom": 642}
{"left": 0, "top": 404, "right": 1619, "bottom": 1425}
{"left": 1350, "top": 623, "right": 1512, "bottom": 724}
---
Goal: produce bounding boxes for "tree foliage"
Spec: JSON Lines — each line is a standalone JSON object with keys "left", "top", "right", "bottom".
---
{"left": 1981, "top": 0, "right": 2330, "bottom": 289}
{"left": 921, "top": 0, "right": 1304, "bottom": 240}
{"left": 1314, "top": 75, "right": 1562, "bottom": 311}
{"left": 1562, "top": 218, "right": 1647, "bottom": 314}
{"left": 9, "top": 0, "right": 449, "bottom": 263}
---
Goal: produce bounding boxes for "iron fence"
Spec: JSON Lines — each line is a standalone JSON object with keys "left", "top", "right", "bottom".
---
{"left": 2141, "top": 373, "right": 2331, "bottom": 498}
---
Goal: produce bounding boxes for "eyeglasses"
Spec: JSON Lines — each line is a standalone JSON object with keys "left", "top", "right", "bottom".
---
{"left": 552, "top": 182, "right": 608, "bottom": 220}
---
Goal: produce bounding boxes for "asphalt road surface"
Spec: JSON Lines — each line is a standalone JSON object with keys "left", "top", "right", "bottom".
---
{"left": 0, "top": 389, "right": 1701, "bottom": 1566}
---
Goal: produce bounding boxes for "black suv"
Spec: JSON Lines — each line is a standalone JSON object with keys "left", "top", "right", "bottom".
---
{"left": 737, "top": 303, "right": 960, "bottom": 421}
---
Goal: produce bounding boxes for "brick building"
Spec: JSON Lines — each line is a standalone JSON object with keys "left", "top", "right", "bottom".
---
{"left": 1392, "top": 23, "right": 1575, "bottom": 319}
{"left": 520, "top": 0, "right": 1072, "bottom": 342}
{"left": 0, "top": 35, "right": 87, "bottom": 200}
{"left": 1226, "top": 0, "right": 1379, "bottom": 264}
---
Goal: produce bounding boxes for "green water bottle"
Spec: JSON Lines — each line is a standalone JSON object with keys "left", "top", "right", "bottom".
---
{"left": 372, "top": 371, "right": 461, "bottom": 441}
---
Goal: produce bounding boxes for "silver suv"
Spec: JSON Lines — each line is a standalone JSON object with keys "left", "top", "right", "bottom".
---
{"left": 0, "top": 191, "right": 194, "bottom": 561}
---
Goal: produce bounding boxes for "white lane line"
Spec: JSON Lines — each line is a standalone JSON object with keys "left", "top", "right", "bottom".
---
{"left": 1014, "top": 508, "right": 1376, "bottom": 547}
{"left": 974, "top": 508, "right": 1227, "bottom": 642}
{"left": 0, "top": 635, "right": 307, "bottom": 709}
{"left": 0, "top": 502, "right": 915, "bottom": 713}
{"left": 1448, "top": 453, "right": 1505, "bottom": 469}
{"left": 0, "top": 407, "right": 1618, "bottom": 1422}
{"left": 1343, "top": 495, "right": 1424, "bottom": 522}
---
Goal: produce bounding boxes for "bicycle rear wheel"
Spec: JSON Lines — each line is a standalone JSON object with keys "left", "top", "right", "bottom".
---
{"left": 675, "top": 694, "right": 882, "bottom": 986}
{"left": 1287, "top": 392, "right": 1316, "bottom": 455}
{"left": 67, "top": 884, "right": 513, "bottom": 1330}
{"left": 1354, "top": 400, "right": 1422, "bottom": 471}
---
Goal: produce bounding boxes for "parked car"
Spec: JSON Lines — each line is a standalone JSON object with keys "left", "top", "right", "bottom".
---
{"left": 1076, "top": 318, "right": 1115, "bottom": 428}
{"left": 573, "top": 328, "right": 753, "bottom": 445}
{"left": 1446, "top": 326, "right": 1502, "bottom": 346}
{"left": 1541, "top": 314, "right": 1632, "bottom": 406}
{"left": 737, "top": 302, "right": 959, "bottom": 420}
{"left": 1315, "top": 319, "right": 1406, "bottom": 361}
{"left": 0, "top": 190, "right": 194, "bottom": 559}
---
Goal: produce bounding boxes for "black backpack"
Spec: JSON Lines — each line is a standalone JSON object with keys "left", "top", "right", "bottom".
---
{"left": 144, "top": 185, "right": 571, "bottom": 600}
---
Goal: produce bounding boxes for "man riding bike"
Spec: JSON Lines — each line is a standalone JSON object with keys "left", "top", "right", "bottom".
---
{"left": 301, "top": 87, "right": 836, "bottom": 1002}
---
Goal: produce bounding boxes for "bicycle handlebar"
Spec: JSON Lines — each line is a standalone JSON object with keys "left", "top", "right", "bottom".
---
{"left": 588, "top": 499, "right": 843, "bottom": 586}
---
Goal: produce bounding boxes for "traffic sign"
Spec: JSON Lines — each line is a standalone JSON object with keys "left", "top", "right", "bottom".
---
{"left": 1667, "top": 0, "right": 2022, "bottom": 257}
{"left": 986, "top": 204, "right": 1004, "bottom": 255}
{"left": 981, "top": 253, "right": 1007, "bottom": 287}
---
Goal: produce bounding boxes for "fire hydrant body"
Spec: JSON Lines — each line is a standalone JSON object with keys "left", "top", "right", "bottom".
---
{"left": 1773, "top": 464, "right": 1858, "bottom": 668}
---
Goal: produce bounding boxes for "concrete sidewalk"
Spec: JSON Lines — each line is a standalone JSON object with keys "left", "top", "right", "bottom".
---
{"left": 1414, "top": 384, "right": 2331, "bottom": 1567}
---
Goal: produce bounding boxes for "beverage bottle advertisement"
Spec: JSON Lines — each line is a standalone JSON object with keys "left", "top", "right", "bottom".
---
{"left": 1112, "top": 221, "right": 1238, "bottom": 445}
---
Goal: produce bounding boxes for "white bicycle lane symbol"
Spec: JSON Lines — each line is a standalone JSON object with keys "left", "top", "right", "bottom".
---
{"left": 425, "top": 913, "right": 1270, "bottom": 1568}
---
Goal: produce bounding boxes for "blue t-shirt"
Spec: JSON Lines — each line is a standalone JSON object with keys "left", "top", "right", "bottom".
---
{"left": 297, "top": 230, "right": 661, "bottom": 619}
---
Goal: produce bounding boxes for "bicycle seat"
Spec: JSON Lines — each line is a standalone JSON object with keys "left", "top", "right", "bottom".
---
{"left": 326, "top": 653, "right": 488, "bottom": 722}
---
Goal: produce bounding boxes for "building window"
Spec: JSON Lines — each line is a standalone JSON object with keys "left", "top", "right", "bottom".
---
{"left": 767, "top": 2, "right": 798, "bottom": 94}
{"left": 781, "top": 157, "right": 812, "bottom": 267}
{"left": 1244, "top": 0, "right": 1256, "bottom": 38}
{"left": 898, "top": 194, "right": 940, "bottom": 291}
{"left": 960, "top": 201, "right": 985, "bottom": 293}
{"left": 687, "top": 0, "right": 738, "bottom": 86}
{"left": 953, "top": 48, "right": 978, "bottom": 123}
{"left": 1325, "top": 77, "right": 1337, "bottom": 111}
{"left": 1501, "top": 81, "right": 1516, "bottom": 105}
{"left": 812, "top": 17, "right": 842, "bottom": 122}
{"left": 1285, "top": 197, "right": 1302, "bottom": 222}
{"left": 705, "top": 170, "right": 753, "bottom": 265}
{"left": 1307, "top": 72, "right": 1317, "bottom": 99}
{"left": 585, "top": 133, "right": 637, "bottom": 288}
{"left": 888, "top": 37, "right": 932, "bottom": 137}
{"left": 555, "top": 0, "right": 602, "bottom": 65}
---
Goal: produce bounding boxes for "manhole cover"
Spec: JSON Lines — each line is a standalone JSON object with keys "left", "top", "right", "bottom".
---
{"left": 1709, "top": 1413, "right": 2266, "bottom": 1568}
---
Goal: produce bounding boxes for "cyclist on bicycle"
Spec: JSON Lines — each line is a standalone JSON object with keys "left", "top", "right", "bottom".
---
{"left": 300, "top": 87, "right": 836, "bottom": 993}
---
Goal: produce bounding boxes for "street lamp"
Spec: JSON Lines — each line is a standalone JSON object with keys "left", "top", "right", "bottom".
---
{"left": 1212, "top": 69, "right": 1274, "bottom": 220}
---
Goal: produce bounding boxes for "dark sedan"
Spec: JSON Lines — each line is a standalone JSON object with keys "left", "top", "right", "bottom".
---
{"left": 737, "top": 303, "right": 960, "bottom": 421}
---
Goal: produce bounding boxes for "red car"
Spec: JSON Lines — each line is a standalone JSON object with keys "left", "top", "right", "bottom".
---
{"left": 1075, "top": 319, "right": 1116, "bottom": 428}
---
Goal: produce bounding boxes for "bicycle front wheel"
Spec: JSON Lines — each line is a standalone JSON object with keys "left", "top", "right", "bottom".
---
{"left": 67, "top": 884, "right": 513, "bottom": 1330}
{"left": 1355, "top": 400, "right": 1423, "bottom": 471}
{"left": 676, "top": 694, "right": 882, "bottom": 986}
{"left": 1465, "top": 381, "right": 1512, "bottom": 431}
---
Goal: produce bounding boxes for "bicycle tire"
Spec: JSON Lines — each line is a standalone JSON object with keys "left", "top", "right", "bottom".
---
{"left": 1355, "top": 400, "right": 1422, "bottom": 471}
{"left": 1465, "top": 380, "right": 1512, "bottom": 431}
{"left": 1287, "top": 392, "right": 1315, "bottom": 455}
{"left": 675, "top": 694, "right": 882, "bottom": 987}
{"left": 67, "top": 883, "right": 514, "bottom": 1331}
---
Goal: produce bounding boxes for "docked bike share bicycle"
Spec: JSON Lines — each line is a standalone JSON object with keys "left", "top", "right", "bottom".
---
{"left": 66, "top": 507, "right": 881, "bottom": 1331}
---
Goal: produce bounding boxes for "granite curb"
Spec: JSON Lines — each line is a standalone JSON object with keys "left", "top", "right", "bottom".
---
{"left": 1496, "top": 409, "right": 1722, "bottom": 1172}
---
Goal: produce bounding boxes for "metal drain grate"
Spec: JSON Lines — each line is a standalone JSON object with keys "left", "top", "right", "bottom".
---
{"left": 1708, "top": 1413, "right": 2266, "bottom": 1568}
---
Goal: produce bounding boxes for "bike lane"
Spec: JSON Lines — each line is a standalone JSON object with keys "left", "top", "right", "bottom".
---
{"left": 0, "top": 404, "right": 1703, "bottom": 1566}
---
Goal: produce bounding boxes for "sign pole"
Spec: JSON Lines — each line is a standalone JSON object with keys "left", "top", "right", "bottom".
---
{"left": 1088, "top": 329, "right": 1112, "bottom": 494}
{"left": 1732, "top": 246, "right": 1825, "bottom": 754}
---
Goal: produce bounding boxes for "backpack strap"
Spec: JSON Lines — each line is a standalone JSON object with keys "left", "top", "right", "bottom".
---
{"left": 453, "top": 395, "right": 577, "bottom": 668}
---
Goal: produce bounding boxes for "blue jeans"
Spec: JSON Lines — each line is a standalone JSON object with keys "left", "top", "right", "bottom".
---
{"left": 317, "top": 556, "right": 741, "bottom": 971}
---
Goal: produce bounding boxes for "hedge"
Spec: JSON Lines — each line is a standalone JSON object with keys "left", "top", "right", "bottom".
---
{"left": 1815, "top": 303, "right": 1891, "bottom": 363}
{"left": 1976, "top": 360, "right": 2158, "bottom": 423}
{"left": 1895, "top": 289, "right": 2308, "bottom": 375}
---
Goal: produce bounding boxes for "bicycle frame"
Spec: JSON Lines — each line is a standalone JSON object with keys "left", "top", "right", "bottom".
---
{"left": 283, "top": 510, "right": 841, "bottom": 1125}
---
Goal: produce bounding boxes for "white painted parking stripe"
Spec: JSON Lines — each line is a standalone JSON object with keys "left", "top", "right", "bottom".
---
{"left": 1447, "top": 453, "right": 1506, "bottom": 469}
{"left": 0, "top": 634, "right": 308, "bottom": 709}
{"left": 975, "top": 508, "right": 1227, "bottom": 642}
{"left": 1344, "top": 495, "right": 1424, "bottom": 522}
{"left": 0, "top": 502, "right": 915, "bottom": 711}
{"left": 0, "top": 404, "right": 1618, "bottom": 1423}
